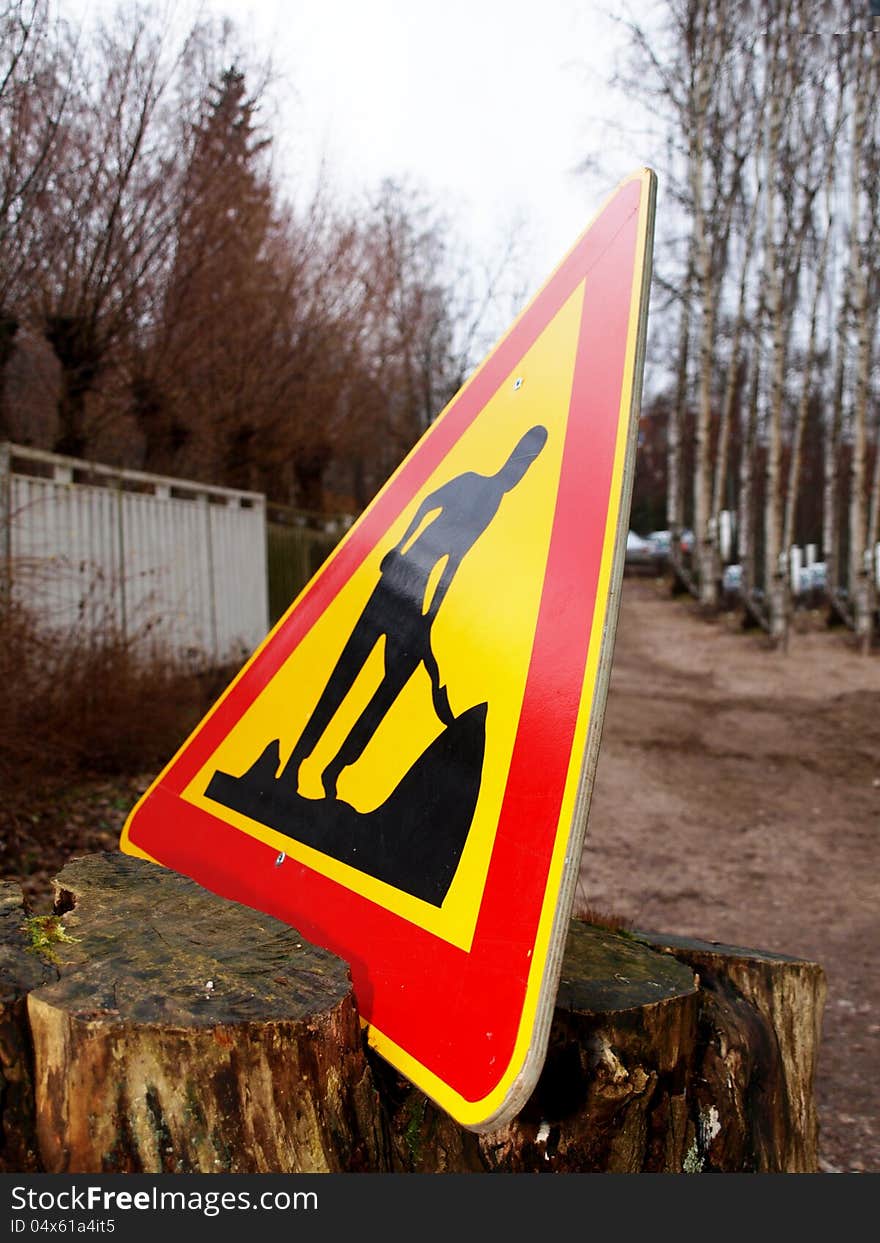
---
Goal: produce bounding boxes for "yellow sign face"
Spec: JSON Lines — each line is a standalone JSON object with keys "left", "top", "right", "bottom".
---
{"left": 182, "top": 286, "right": 583, "bottom": 948}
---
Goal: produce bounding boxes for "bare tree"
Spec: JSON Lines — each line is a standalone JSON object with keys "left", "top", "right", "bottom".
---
{"left": 31, "top": 7, "right": 200, "bottom": 456}
{"left": 612, "top": 0, "right": 880, "bottom": 654}
{"left": 135, "top": 60, "right": 278, "bottom": 482}
{"left": 0, "top": 0, "right": 71, "bottom": 431}
{"left": 711, "top": 170, "right": 761, "bottom": 580}
{"left": 690, "top": 5, "right": 757, "bottom": 607}
{"left": 667, "top": 254, "right": 693, "bottom": 590}
{"left": 738, "top": 332, "right": 763, "bottom": 618}
{"left": 847, "top": 30, "right": 880, "bottom": 650}
{"left": 781, "top": 77, "right": 843, "bottom": 563}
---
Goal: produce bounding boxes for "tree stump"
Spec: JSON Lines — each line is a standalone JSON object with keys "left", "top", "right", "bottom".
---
{"left": 374, "top": 921, "right": 701, "bottom": 1172}
{"left": 376, "top": 926, "right": 825, "bottom": 1173}
{"left": 0, "top": 882, "right": 55, "bottom": 1171}
{"left": 636, "top": 931, "right": 827, "bottom": 1173}
{"left": 25, "top": 853, "right": 387, "bottom": 1173}
{"left": 0, "top": 852, "right": 826, "bottom": 1173}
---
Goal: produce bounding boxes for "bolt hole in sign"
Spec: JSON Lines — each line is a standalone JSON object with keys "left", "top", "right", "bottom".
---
{"left": 122, "top": 169, "right": 656, "bottom": 1131}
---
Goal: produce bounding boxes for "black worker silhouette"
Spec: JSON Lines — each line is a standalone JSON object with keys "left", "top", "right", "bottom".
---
{"left": 205, "top": 424, "right": 549, "bottom": 906}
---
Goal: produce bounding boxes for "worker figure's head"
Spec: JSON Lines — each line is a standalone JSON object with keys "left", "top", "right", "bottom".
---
{"left": 496, "top": 425, "right": 549, "bottom": 491}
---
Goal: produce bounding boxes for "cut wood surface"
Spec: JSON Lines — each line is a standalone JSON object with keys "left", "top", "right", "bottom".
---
{"left": 27, "top": 854, "right": 386, "bottom": 1173}
{"left": 0, "top": 851, "right": 826, "bottom": 1173}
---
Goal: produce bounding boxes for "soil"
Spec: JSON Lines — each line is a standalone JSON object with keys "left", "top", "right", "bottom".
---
{"left": 576, "top": 576, "right": 880, "bottom": 1174}
{"left": 2, "top": 577, "right": 877, "bottom": 1173}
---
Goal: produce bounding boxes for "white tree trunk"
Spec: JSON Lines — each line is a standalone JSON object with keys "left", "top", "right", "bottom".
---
{"left": 848, "top": 40, "right": 873, "bottom": 650}
{"left": 713, "top": 185, "right": 761, "bottom": 575}
{"left": 692, "top": 5, "right": 724, "bottom": 609}
{"left": 668, "top": 258, "right": 693, "bottom": 592}
{"left": 782, "top": 192, "right": 835, "bottom": 556}
{"left": 762, "top": 20, "right": 788, "bottom": 647}
{"left": 739, "top": 338, "right": 763, "bottom": 621}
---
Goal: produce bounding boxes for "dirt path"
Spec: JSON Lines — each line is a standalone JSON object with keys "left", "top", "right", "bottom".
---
{"left": 576, "top": 577, "right": 880, "bottom": 1173}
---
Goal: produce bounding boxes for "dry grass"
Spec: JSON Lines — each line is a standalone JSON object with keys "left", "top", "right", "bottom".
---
{"left": 572, "top": 903, "right": 635, "bottom": 934}
{"left": 0, "top": 597, "right": 230, "bottom": 906}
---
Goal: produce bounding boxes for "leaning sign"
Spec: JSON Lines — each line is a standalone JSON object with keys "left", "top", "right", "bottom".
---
{"left": 122, "top": 169, "right": 657, "bottom": 1131}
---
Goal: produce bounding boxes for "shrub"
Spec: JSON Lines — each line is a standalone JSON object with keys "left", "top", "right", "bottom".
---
{"left": 1, "top": 600, "right": 222, "bottom": 776}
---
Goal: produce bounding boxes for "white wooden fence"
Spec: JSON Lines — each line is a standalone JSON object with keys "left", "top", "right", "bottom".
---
{"left": 0, "top": 443, "right": 269, "bottom": 665}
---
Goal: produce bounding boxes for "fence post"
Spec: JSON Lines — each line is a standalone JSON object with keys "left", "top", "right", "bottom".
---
{"left": 116, "top": 478, "right": 127, "bottom": 644}
{"left": 789, "top": 546, "right": 802, "bottom": 597}
{"left": 720, "top": 509, "right": 733, "bottom": 562}
{"left": 0, "top": 442, "right": 10, "bottom": 604}
{"left": 202, "top": 493, "right": 219, "bottom": 664}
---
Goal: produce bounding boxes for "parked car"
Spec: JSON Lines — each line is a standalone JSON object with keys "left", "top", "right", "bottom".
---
{"left": 625, "top": 530, "right": 653, "bottom": 566}
{"left": 647, "top": 530, "right": 672, "bottom": 562}
{"left": 793, "top": 561, "right": 827, "bottom": 604}
{"left": 722, "top": 563, "right": 743, "bottom": 597}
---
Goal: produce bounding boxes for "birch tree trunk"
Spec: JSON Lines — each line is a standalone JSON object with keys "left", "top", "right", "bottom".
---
{"left": 668, "top": 257, "right": 693, "bottom": 594}
{"left": 867, "top": 415, "right": 880, "bottom": 607}
{"left": 867, "top": 39, "right": 880, "bottom": 575}
{"left": 782, "top": 192, "right": 835, "bottom": 558}
{"left": 697, "top": 13, "right": 756, "bottom": 606}
{"left": 865, "top": 33, "right": 880, "bottom": 639}
{"left": 782, "top": 277, "right": 823, "bottom": 564}
{"left": 692, "top": 5, "right": 728, "bottom": 609}
{"left": 762, "top": 13, "right": 789, "bottom": 647}
{"left": 712, "top": 184, "right": 761, "bottom": 578}
{"left": 825, "top": 279, "right": 848, "bottom": 616}
{"left": 848, "top": 38, "right": 873, "bottom": 650}
{"left": 739, "top": 337, "right": 763, "bottom": 626}
{"left": 781, "top": 36, "right": 844, "bottom": 584}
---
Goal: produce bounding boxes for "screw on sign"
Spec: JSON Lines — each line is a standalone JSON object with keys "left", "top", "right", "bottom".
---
{"left": 122, "top": 170, "right": 657, "bottom": 1131}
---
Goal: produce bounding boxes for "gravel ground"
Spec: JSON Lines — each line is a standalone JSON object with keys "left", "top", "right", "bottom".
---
{"left": 577, "top": 577, "right": 880, "bottom": 1173}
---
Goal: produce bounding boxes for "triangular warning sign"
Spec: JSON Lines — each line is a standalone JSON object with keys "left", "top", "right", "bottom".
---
{"left": 122, "top": 169, "right": 656, "bottom": 1131}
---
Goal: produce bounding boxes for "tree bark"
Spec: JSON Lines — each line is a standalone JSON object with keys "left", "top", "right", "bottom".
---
{"left": 691, "top": 7, "right": 722, "bottom": 610}
{"left": 1, "top": 854, "right": 826, "bottom": 1174}
{"left": 866, "top": 411, "right": 880, "bottom": 637}
{"left": 848, "top": 38, "right": 874, "bottom": 650}
{"left": 861, "top": 33, "right": 880, "bottom": 646}
{"left": 637, "top": 931, "right": 826, "bottom": 1173}
{"left": 712, "top": 185, "right": 760, "bottom": 582}
{"left": 825, "top": 285, "right": 848, "bottom": 617}
{"left": 668, "top": 258, "right": 693, "bottom": 595}
{"left": 0, "top": 314, "right": 18, "bottom": 440}
{"left": 762, "top": 13, "right": 789, "bottom": 647}
{"left": 782, "top": 208, "right": 832, "bottom": 558}
{"left": 738, "top": 336, "right": 764, "bottom": 627}
{"left": 0, "top": 883, "right": 55, "bottom": 1172}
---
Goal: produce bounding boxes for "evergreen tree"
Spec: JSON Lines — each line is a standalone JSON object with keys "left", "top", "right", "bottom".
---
{"left": 144, "top": 65, "right": 278, "bottom": 485}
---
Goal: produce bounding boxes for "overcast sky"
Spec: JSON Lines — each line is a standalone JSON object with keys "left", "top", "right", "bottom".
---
{"left": 67, "top": 0, "right": 658, "bottom": 306}
{"left": 244, "top": 1, "right": 643, "bottom": 281}
{"left": 189, "top": 0, "right": 656, "bottom": 297}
